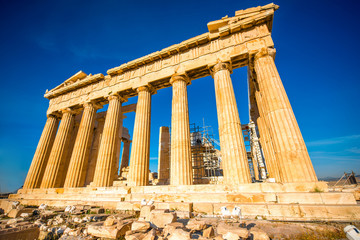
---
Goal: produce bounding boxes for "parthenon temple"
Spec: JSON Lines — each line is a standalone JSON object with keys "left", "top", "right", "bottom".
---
{"left": 10, "top": 3, "right": 360, "bottom": 221}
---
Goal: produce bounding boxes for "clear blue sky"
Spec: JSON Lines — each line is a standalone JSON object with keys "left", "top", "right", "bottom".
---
{"left": 0, "top": 0, "right": 359, "bottom": 192}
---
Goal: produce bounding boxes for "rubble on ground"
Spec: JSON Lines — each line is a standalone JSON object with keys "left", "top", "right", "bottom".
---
{"left": 0, "top": 199, "right": 356, "bottom": 239}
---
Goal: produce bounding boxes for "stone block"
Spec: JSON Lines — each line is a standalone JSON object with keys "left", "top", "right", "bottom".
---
{"left": 7, "top": 208, "right": 33, "bottom": 218}
{"left": 151, "top": 209, "right": 169, "bottom": 214}
{"left": 193, "top": 202, "right": 213, "bottom": 215}
{"left": 277, "top": 193, "right": 324, "bottom": 204}
{"left": 225, "top": 193, "right": 275, "bottom": 203}
{"left": 104, "top": 217, "right": 116, "bottom": 226}
{"left": 281, "top": 182, "right": 328, "bottom": 192}
{"left": 143, "top": 229, "right": 156, "bottom": 240}
{"left": 116, "top": 202, "right": 135, "bottom": 211}
{"left": 298, "top": 205, "right": 329, "bottom": 220}
{"left": 320, "top": 192, "right": 357, "bottom": 204}
{"left": 139, "top": 205, "right": 155, "bottom": 221}
{"left": 250, "top": 229, "right": 270, "bottom": 240}
{"left": 88, "top": 220, "right": 132, "bottom": 239}
{"left": 216, "top": 223, "right": 249, "bottom": 239}
{"left": 0, "top": 200, "right": 16, "bottom": 214}
{"left": 325, "top": 205, "right": 360, "bottom": 220}
{"left": 155, "top": 202, "right": 192, "bottom": 212}
{"left": 167, "top": 229, "right": 191, "bottom": 240}
{"left": 186, "top": 219, "right": 207, "bottom": 231}
{"left": 163, "top": 222, "right": 184, "bottom": 237}
{"left": 88, "top": 222, "right": 119, "bottom": 239}
{"left": 125, "top": 232, "right": 146, "bottom": 240}
{"left": 267, "top": 204, "right": 301, "bottom": 220}
{"left": 175, "top": 211, "right": 191, "bottom": 219}
{"left": 149, "top": 210, "right": 176, "bottom": 228}
{"left": 117, "top": 220, "right": 133, "bottom": 236}
{"left": 222, "top": 232, "right": 240, "bottom": 240}
{"left": 203, "top": 226, "right": 215, "bottom": 238}
{"left": 131, "top": 221, "right": 150, "bottom": 233}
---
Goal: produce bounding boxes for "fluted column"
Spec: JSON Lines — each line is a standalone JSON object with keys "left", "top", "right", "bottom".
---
{"left": 92, "top": 94, "right": 125, "bottom": 187}
{"left": 158, "top": 126, "right": 170, "bottom": 184}
{"left": 40, "top": 109, "right": 75, "bottom": 188}
{"left": 128, "top": 86, "right": 153, "bottom": 186}
{"left": 64, "top": 102, "right": 100, "bottom": 188}
{"left": 85, "top": 117, "right": 105, "bottom": 186}
{"left": 170, "top": 74, "right": 193, "bottom": 186}
{"left": 211, "top": 61, "right": 251, "bottom": 184}
{"left": 254, "top": 89, "right": 281, "bottom": 182}
{"left": 252, "top": 48, "right": 317, "bottom": 182}
{"left": 119, "top": 139, "right": 131, "bottom": 177}
{"left": 23, "top": 115, "right": 59, "bottom": 189}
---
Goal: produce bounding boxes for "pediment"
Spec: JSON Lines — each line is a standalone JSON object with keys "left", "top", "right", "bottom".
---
{"left": 45, "top": 71, "right": 104, "bottom": 99}
{"left": 47, "top": 71, "right": 88, "bottom": 93}
{"left": 207, "top": 3, "right": 279, "bottom": 35}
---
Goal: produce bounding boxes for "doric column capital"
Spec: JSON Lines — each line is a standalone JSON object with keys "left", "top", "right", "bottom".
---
{"left": 136, "top": 85, "right": 157, "bottom": 95}
{"left": 83, "top": 101, "right": 102, "bottom": 110}
{"left": 107, "top": 94, "right": 127, "bottom": 103}
{"left": 251, "top": 47, "right": 276, "bottom": 62}
{"left": 169, "top": 73, "right": 191, "bottom": 85}
{"left": 60, "top": 108, "right": 77, "bottom": 115}
{"left": 47, "top": 112, "right": 61, "bottom": 119}
{"left": 60, "top": 108, "right": 82, "bottom": 117}
{"left": 211, "top": 61, "right": 232, "bottom": 76}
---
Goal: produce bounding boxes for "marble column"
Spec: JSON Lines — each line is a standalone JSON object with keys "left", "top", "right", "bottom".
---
{"left": 211, "top": 61, "right": 251, "bottom": 184}
{"left": 85, "top": 117, "right": 105, "bottom": 186}
{"left": 170, "top": 74, "right": 193, "bottom": 186}
{"left": 128, "top": 86, "right": 153, "bottom": 186}
{"left": 58, "top": 119, "right": 80, "bottom": 186}
{"left": 253, "top": 48, "right": 317, "bottom": 182}
{"left": 119, "top": 139, "right": 131, "bottom": 177}
{"left": 23, "top": 115, "right": 59, "bottom": 189}
{"left": 158, "top": 126, "right": 170, "bottom": 184}
{"left": 92, "top": 94, "right": 125, "bottom": 187}
{"left": 64, "top": 102, "right": 100, "bottom": 188}
{"left": 254, "top": 89, "right": 282, "bottom": 182}
{"left": 40, "top": 109, "right": 75, "bottom": 188}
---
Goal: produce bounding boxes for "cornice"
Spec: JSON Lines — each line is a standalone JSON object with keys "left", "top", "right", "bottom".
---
{"left": 45, "top": 73, "right": 104, "bottom": 99}
{"left": 107, "top": 4, "right": 278, "bottom": 77}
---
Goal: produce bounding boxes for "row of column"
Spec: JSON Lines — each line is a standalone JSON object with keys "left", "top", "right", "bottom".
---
{"left": 23, "top": 47, "right": 317, "bottom": 189}
{"left": 23, "top": 95, "right": 127, "bottom": 189}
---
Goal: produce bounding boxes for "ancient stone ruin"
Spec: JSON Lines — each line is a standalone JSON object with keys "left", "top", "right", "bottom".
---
{"left": 7, "top": 3, "right": 360, "bottom": 223}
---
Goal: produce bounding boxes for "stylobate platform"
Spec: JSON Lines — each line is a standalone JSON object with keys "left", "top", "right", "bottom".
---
{"left": 8, "top": 182, "right": 360, "bottom": 221}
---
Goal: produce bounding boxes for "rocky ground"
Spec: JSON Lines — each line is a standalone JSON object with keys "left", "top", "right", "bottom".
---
{"left": 0, "top": 200, "right": 357, "bottom": 240}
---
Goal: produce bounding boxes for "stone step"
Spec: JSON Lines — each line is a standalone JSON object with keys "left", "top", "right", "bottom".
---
{"left": 9, "top": 197, "right": 360, "bottom": 221}
{"left": 129, "top": 192, "right": 356, "bottom": 205}
{"left": 11, "top": 191, "right": 357, "bottom": 205}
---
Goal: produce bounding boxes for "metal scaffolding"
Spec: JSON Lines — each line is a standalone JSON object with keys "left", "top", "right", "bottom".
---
{"left": 242, "top": 123, "right": 267, "bottom": 182}
{"left": 190, "top": 122, "right": 222, "bottom": 184}
{"left": 188, "top": 120, "right": 268, "bottom": 184}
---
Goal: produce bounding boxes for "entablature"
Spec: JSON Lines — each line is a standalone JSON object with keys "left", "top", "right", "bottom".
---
{"left": 45, "top": 3, "right": 279, "bottom": 115}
